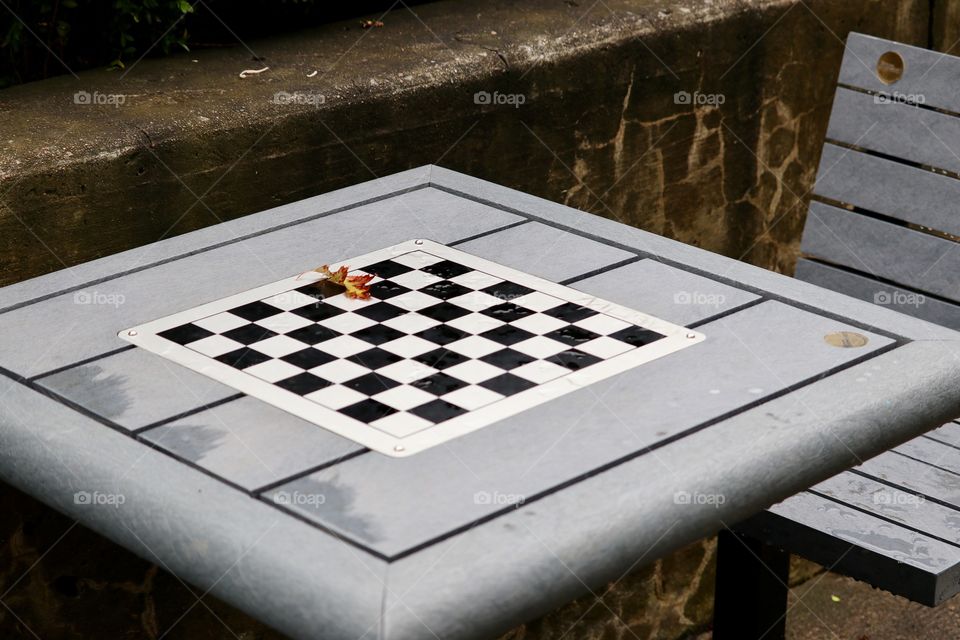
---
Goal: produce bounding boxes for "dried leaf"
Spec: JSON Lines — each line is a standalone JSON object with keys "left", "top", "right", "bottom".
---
{"left": 315, "top": 264, "right": 373, "bottom": 300}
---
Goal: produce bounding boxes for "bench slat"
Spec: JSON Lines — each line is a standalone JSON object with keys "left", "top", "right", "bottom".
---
{"left": 925, "top": 422, "right": 960, "bottom": 449}
{"left": 794, "top": 259, "right": 960, "bottom": 330}
{"left": 839, "top": 32, "right": 960, "bottom": 115}
{"left": 801, "top": 201, "right": 960, "bottom": 303}
{"left": 858, "top": 449, "right": 960, "bottom": 508}
{"left": 815, "top": 143, "right": 960, "bottom": 237}
{"left": 827, "top": 86, "right": 960, "bottom": 177}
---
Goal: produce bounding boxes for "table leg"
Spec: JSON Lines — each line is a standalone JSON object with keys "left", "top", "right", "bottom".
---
{"left": 713, "top": 529, "right": 789, "bottom": 640}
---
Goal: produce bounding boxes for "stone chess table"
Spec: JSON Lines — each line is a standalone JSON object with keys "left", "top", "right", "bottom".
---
{"left": 1, "top": 166, "right": 958, "bottom": 639}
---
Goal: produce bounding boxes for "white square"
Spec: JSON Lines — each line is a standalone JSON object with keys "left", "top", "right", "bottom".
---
{"left": 392, "top": 250, "right": 443, "bottom": 269}
{"left": 309, "top": 359, "right": 369, "bottom": 383}
{"left": 446, "top": 335, "right": 503, "bottom": 358}
{"left": 575, "top": 314, "right": 633, "bottom": 335}
{"left": 382, "top": 312, "right": 440, "bottom": 334}
{"left": 513, "top": 291, "right": 566, "bottom": 312}
{"left": 193, "top": 312, "right": 249, "bottom": 333}
{"left": 441, "top": 385, "right": 504, "bottom": 411}
{"left": 391, "top": 270, "right": 443, "bottom": 290}
{"left": 380, "top": 335, "right": 437, "bottom": 358}
{"left": 442, "top": 360, "right": 504, "bottom": 384}
{"left": 577, "top": 336, "right": 636, "bottom": 359}
{"left": 188, "top": 334, "right": 244, "bottom": 357}
{"left": 446, "top": 313, "right": 504, "bottom": 334}
{"left": 372, "top": 385, "right": 436, "bottom": 411}
{"left": 389, "top": 290, "right": 439, "bottom": 312}
{"left": 449, "top": 270, "right": 503, "bottom": 290}
{"left": 314, "top": 335, "right": 371, "bottom": 358}
{"left": 255, "top": 311, "right": 314, "bottom": 334}
{"left": 512, "top": 360, "right": 569, "bottom": 384}
{"left": 261, "top": 290, "right": 321, "bottom": 311}
{"left": 323, "top": 294, "right": 374, "bottom": 312}
{"left": 510, "top": 313, "right": 568, "bottom": 335}
{"left": 245, "top": 359, "right": 304, "bottom": 382}
{"left": 512, "top": 335, "right": 570, "bottom": 359}
{"left": 371, "top": 411, "right": 433, "bottom": 437}
{"left": 252, "top": 335, "right": 311, "bottom": 358}
{"left": 447, "top": 291, "right": 504, "bottom": 312}
{"left": 378, "top": 359, "right": 437, "bottom": 384}
{"left": 322, "top": 312, "right": 376, "bottom": 334}
{"left": 306, "top": 384, "right": 368, "bottom": 409}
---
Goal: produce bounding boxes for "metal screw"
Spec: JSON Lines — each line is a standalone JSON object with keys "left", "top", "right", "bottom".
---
{"left": 394, "top": 445, "right": 406, "bottom": 452}
{"left": 127, "top": 330, "right": 138, "bottom": 337}
{"left": 414, "top": 239, "right": 424, "bottom": 245}
{"left": 686, "top": 332, "right": 697, "bottom": 339}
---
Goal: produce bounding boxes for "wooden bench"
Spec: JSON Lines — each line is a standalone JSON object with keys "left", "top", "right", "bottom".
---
{"left": 715, "top": 32, "right": 960, "bottom": 639}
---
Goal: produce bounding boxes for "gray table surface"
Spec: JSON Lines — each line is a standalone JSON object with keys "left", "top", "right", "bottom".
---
{"left": 2, "top": 165, "right": 960, "bottom": 640}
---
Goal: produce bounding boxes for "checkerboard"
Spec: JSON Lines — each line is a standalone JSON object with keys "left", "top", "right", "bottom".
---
{"left": 121, "top": 240, "right": 704, "bottom": 456}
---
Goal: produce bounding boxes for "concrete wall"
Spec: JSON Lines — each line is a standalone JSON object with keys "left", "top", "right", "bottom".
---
{"left": 0, "top": 0, "right": 941, "bottom": 637}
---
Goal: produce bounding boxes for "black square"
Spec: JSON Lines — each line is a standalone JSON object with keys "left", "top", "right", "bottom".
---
{"left": 343, "top": 373, "right": 400, "bottom": 395}
{"left": 480, "top": 348, "right": 536, "bottom": 370}
{"left": 481, "top": 302, "right": 535, "bottom": 323}
{"left": 158, "top": 323, "right": 213, "bottom": 345}
{"left": 281, "top": 348, "right": 336, "bottom": 370}
{"left": 296, "top": 280, "right": 347, "bottom": 301}
{"left": 354, "top": 302, "right": 406, "bottom": 322}
{"left": 545, "top": 325, "right": 601, "bottom": 347}
{"left": 230, "top": 301, "right": 282, "bottom": 322}
{"left": 222, "top": 324, "right": 278, "bottom": 345}
{"left": 368, "top": 280, "right": 411, "bottom": 301}
{"left": 420, "top": 280, "right": 472, "bottom": 301}
{"left": 290, "top": 303, "right": 346, "bottom": 322}
{"left": 360, "top": 259, "right": 414, "bottom": 279}
{"left": 415, "top": 324, "right": 469, "bottom": 346}
{"left": 482, "top": 280, "right": 534, "bottom": 302}
{"left": 275, "top": 372, "right": 332, "bottom": 395}
{"left": 480, "top": 324, "right": 535, "bottom": 346}
{"left": 414, "top": 348, "right": 470, "bottom": 370}
{"left": 215, "top": 347, "right": 272, "bottom": 369}
{"left": 285, "top": 324, "right": 340, "bottom": 345}
{"left": 409, "top": 399, "right": 467, "bottom": 423}
{"left": 347, "top": 348, "right": 404, "bottom": 370}
{"left": 410, "top": 372, "right": 470, "bottom": 396}
{"left": 419, "top": 301, "right": 471, "bottom": 323}
{"left": 480, "top": 373, "right": 537, "bottom": 396}
{"left": 610, "top": 326, "right": 666, "bottom": 347}
{"left": 351, "top": 324, "right": 405, "bottom": 345}
{"left": 421, "top": 260, "right": 472, "bottom": 280}
{"left": 543, "top": 302, "right": 596, "bottom": 323}
{"left": 546, "top": 349, "right": 603, "bottom": 371}
{"left": 340, "top": 398, "right": 398, "bottom": 423}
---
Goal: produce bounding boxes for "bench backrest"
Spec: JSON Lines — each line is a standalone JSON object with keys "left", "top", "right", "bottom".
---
{"left": 798, "top": 32, "right": 960, "bottom": 329}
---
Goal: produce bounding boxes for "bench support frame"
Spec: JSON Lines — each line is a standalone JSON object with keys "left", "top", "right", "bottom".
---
{"left": 713, "top": 529, "right": 789, "bottom": 640}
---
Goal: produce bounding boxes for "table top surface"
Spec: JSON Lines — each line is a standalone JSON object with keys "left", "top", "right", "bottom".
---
{"left": 2, "top": 165, "right": 959, "bottom": 640}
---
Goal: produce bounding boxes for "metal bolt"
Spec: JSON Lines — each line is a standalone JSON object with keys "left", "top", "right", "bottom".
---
{"left": 394, "top": 445, "right": 406, "bottom": 452}
{"left": 686, "top": 332, "right": 697, "bottom": 339}
{"left": 414, "top": 239, "right": 424, "bottom": 245}
{"left": 127, "top": 330, "right": 138, "bottom": 337}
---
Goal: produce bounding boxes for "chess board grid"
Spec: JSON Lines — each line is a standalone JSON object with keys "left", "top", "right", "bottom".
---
{"left": 121, "top": 240, "right": 704, "bottom": 456}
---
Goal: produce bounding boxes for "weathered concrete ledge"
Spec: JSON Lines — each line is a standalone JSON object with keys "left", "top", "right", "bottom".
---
{"left": 0, "top": 0, "right": 932, "bottom": 288}
{"left": 0, "top": 0, "right": 941, "bottom": 638}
